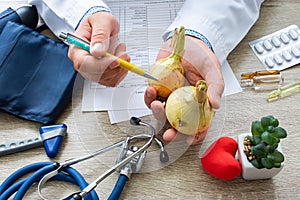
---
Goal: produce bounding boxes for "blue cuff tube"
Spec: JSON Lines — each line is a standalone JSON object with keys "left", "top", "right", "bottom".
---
{"left": 0, "top": 178, "right": 25, "bottom": 200}
{"left": 0, "top": 162, "right": 99, "bottom": 200}
{"left": 0, "top": 162, "right": 53, "bottom": 194}
{"left": 63, "top": 167, "right": 99, "bottom": 200}
{"left": 14, "top": 164, "right": 57, "bottom": 199}
{"left": 107, "top": 174, "right": 128, "bottom": 200}
{"left": 0, "top": 173, "right": 77, "bottom": 200}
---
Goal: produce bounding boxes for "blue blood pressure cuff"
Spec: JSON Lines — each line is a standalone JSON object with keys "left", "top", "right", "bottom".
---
{"left": 0, "top": 21, "right": 77, "bottom": 124}
{"left": 0, "top": 7, "right": 21, "bottom": 33}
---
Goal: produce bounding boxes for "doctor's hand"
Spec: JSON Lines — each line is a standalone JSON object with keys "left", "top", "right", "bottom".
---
{"left": 68, "top": 11, "right": 130, "bottom": 87}
{"left": 144, "top": 36, "right": 224, "bottom": 145}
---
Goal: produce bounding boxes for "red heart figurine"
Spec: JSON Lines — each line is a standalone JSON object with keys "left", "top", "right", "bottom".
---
{"left": 201, "top": 137, "right": 242, "bottom": 180}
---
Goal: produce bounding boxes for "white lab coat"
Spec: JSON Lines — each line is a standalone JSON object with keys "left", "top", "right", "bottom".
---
{"left": 28, "top": 0, "right": 264, "bottom": 66}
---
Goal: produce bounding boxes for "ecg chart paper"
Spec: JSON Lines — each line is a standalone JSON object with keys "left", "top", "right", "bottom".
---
{"left": 81, "top": 0, "right": 242, "bottom": 124}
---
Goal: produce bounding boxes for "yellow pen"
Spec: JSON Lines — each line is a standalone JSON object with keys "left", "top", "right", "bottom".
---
{"left": 59, "top": 32, "right": 158, "bottom": 81}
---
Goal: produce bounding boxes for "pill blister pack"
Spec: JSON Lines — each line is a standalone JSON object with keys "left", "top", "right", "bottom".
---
{"left": 249, "top": 25, "right": 300, "bottom": 71}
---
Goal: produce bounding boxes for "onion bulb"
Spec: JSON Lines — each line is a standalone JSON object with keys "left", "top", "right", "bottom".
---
{"left": 165, "top": 80, "right": 214, "bottom": 136}
{"left": 148, "top": 26, "right": 185, "bottom": 101}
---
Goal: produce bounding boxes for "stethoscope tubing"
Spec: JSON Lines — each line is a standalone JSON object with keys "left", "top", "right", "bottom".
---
{"left": 0, "top": 162, "right": 52, "bottom": 196}
{"left": 107, "top": 174, "right": 128, "bottom": 200}
{"left": 0, "top": 118, "right": 161, "bottom": 200}
{"left": 14, "top": 163, "right": 55, "bottom": 199}
{"left": 0, "top": 162, "right": 99, "bottom": 200}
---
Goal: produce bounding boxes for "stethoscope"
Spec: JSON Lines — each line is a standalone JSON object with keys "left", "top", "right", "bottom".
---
{"left": 0, "top": 117, "right": 169, "bottom": 200}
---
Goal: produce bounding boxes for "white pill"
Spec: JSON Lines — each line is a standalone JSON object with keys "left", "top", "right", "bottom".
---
{"left": 263, "top": 40, "right": 273, "bottom": 51}
{"left": 291, "top": 46, "right": 300, "bottom": 57}
{"left": 282, "top": 50, "right": 292, "bottom": 61}
{"left": 273, "top": 54, "right": 283, "bottom": 64}
{"left": 280, "top": 33, "right": 290, "bottom": 44}
{"left": 265, "top": 57, "right": 275, "bottom": 68}
{"left": 271, "top": 36, "right": 281, "bottom": 47}
{"left": 254, "top": 43, "right": 264, "bottom": 54}
{"left": 288, "top": 29, "right": 298, "bottom": 40}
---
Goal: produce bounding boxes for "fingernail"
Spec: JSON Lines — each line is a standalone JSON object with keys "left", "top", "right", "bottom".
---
{"left": 146, "top": 92, "right": 153, "bottom": 98}
{"left": 209, "top": 93, "right": 221, "bottom": 109}
{"left": 91, "top": 43, "right": 105, "bottom": 53}
{"left": 109, "top": 60, "right": 119, "bottom": 69}
{"left": 152, "top": 107, "right": 160, "bottom": 114}
{"left": 213, "top": 95, "right": 221, "bottom": 109}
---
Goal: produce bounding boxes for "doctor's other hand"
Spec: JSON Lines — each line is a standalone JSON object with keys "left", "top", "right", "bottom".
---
{"left": 144, "top": 35, "right": 224, "bottom": 145}
{"left": 68, "top": 11, "right": 130, "bottom": 87}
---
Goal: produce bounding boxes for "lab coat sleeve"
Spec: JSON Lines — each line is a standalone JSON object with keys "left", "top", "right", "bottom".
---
{"left": 28, "top": 0, "right": 110, "bottom": 37}
{"left": 164, "top": 0, "right": 264, "bottom": 65}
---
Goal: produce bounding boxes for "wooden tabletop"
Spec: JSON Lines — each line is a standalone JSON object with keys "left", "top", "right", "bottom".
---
{"left": 1, "top": 0, "right": 300, "bottom": 199}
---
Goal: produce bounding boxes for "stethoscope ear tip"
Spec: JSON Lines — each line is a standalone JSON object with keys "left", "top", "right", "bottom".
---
{"left": 160, "top": 150, "right": 169, "bottom": 163}
{"left": 130, "top": 117, "right": 142, "bottom": 125}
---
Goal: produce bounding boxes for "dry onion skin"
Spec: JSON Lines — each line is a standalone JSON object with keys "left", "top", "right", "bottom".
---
{"left": 165, "top": 80, "right": 214, "bottom": 136}
{"left": 148, "top": 26, "right": 185, "bottom": 101}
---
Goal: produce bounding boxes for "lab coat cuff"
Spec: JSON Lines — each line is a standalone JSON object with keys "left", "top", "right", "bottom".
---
{"left": 163, "top": 29, "right": 214, "bottom": 52}
{"left": 77, "top": 6, "right": 111, "bottom": 28}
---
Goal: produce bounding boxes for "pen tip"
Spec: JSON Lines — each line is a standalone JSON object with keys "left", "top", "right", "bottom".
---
{"left": 144, "top": 72, "right": 158, "bottom": 81}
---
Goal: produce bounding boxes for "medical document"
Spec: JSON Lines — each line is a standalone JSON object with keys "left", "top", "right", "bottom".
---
{"left": 81, "top": 0, "right": 242, "bottom": 123}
